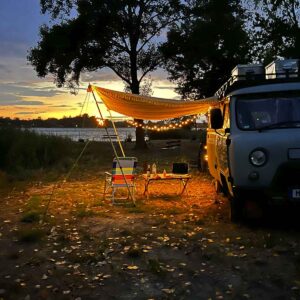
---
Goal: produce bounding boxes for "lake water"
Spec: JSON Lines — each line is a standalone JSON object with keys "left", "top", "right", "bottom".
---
{"left": 28, "top": 127, "right": 136, "bottom": 142}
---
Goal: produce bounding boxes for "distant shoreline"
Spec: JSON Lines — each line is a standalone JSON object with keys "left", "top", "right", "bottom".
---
{"left": 26, "top": 127, "right": 136, "bottom": 142}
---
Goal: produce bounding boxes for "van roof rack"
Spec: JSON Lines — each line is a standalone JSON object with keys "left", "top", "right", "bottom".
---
{"left": 215, "top": 59, "right": 300, "bottom": 98}
{"left": 215, "top": 72, "right": 300, "bottom": 99}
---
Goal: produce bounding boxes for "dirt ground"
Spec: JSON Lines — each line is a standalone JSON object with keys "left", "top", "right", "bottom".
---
{"left": 0, "top": 142, "right": 300, "bottom": 300}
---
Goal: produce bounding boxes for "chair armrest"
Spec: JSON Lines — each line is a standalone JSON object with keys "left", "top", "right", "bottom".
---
{"left": 105, "top": 172, "right": 112, "bottom": 176}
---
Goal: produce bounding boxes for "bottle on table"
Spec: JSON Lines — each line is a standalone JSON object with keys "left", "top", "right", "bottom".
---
{"left": 163, "top": 169, "right": 167, "bottom": 177}
{"left": 152, "top": 163, "right": 157, "bottom": 175}
{"left": 147, "top": 164, "right": 151, "bottom": 178}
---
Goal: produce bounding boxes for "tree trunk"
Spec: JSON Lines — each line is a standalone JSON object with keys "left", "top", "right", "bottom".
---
{"left": 130, "top": 59, "right": 147, "bottom": 149}
{"left": 135, "top": 119, "right": 147, "bottom": 149}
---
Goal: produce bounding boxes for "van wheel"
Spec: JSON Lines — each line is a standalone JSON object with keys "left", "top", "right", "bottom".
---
{"left": 229, "top": 196, "right": 244, "bottom": 222}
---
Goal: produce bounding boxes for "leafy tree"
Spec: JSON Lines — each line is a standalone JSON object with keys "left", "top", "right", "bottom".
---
{"left": 29, "top": 0, "right": 180, "bottom": 149}
{"left": 252, "top": 0, "right": 300, "bottom": 62}
{"left": 161, "top": 0, "right": 251, "bottom": 99}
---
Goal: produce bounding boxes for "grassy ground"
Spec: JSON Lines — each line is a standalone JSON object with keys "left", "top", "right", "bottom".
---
{"left": 0, "top": 140, "right": 300, "bottom": 299}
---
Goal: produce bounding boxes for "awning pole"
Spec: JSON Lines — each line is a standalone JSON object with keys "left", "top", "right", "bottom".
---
{"left": 90, "top": 87, "right": 135, "bottom": 205}
{"left": 91, "top": 89, "right": 120, "bottom": 159}
{"left": 107, "top": 108, "right": 125, "bottom": 157}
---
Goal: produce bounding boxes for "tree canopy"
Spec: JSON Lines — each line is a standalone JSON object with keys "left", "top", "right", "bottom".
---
{"left": 30, "top": 0, "right": 180, "bottom": 92}
{"left": 29, "top": 0, "right": 300, "bottom": 127}
{"left": 29, "top": 0, "right": 180, "bottom": 148}
{"left": 161, "top": 0, "right": 252, "bottom": 99}
{"left": 253, "top": 0, "right": 300, "bottom": 63}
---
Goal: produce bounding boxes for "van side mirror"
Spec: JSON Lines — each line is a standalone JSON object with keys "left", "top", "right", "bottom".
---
{"left": 210, "top": 108, "right": 223, "bottom": 129}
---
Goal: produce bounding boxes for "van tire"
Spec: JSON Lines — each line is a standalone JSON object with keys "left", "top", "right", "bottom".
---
{"left": 229, "top": 196, "right": 244, "bottom": 222}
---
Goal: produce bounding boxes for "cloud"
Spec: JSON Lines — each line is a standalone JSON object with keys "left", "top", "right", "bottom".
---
{"left": 51, "top": 104, "right": 71, "bottom": 108}
{"left": 0, "top": 59, "right": 39, "bottom": 82}
{"left": 154, "top": 85, "right": 176, "bottom": 90}
{"left": 15, "top": 109, "right": 48, "bottom": 115}
{"left": 0, "top": 100, "right": 45, "bottom": 106}
{"left": 0, "top": 94, "right": 45, "bottom": 106}
{"left": 0, "top": 82, "right": 63, "bottom": 97}
{"left": 0, "top": 64, "right": 11, "bottom": 73}
{"left": 0, "top": 41, "right": 29, "bottom": 58}
{"left": 81, "top": 69, "right": 120, "bottom": 82}
{"left": 15, "top": 111, "right": 37, "bottom": 115}
{"left": 21, "top": 100, "right": 45, "bottom": 106}
{"left": 0, "top": 1, "right": 49, "bottom": 59}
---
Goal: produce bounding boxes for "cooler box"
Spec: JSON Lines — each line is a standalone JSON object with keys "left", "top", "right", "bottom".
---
{"left": 231, "top": 64, "right": 265, "bottom": 82}
{"left": 172, "top": 163, "right": 189, "bottom": 174}
{"left": 266, "top": 59, "right": 299, "bottom": 79}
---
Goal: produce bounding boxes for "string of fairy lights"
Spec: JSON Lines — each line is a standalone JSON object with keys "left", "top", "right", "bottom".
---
{"left": 126, "top": 115, "right": 199, "bottom": 131}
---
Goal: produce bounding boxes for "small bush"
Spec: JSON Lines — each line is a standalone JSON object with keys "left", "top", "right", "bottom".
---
{"left": 0, "top": 128, "right": 116, "bottom": 180}
{"left": 147, "top": 259, "right": 166, "bottom": 276}
{"left": 27, "top": 195, "right": 42, "bottom": 210}
{"left": 127, "top": 244, "right": 142, "bottom": 258}
{"left": 20, "top": 196, "right": 43, "bottom": 223}
{"left": 18, "top": 228, "right": 45, "bottom": 243}
{"left": 21, "top": 211, "right": 40, "bottom": 223}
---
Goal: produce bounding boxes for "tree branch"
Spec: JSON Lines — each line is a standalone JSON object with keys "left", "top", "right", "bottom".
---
{"left": 138, "top": 59, "right": 162, "bottom": 83}
{"left": 114, "top": 38, "right": 130, "bottom": 53}
{"left": 137, "top": 17, "right": 179, "bottom": 53}
{"left": 289, "top": 1, "right": 299, "bottom": 27}
{"left": 108, "top": 65, "right": 131, "bottom": 85}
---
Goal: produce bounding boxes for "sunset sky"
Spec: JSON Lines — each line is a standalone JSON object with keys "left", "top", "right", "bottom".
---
{"left": 0, "top": 0, "right": 178, "bottom": 120}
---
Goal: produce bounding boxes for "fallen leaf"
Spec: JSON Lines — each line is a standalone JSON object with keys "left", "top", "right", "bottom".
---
{"left": 162, "top": 288, "right": 175, "bottom": 294}
{"left": 63, "top": 290, "right": 71, "bottom": 294}
{"left": 127, "top": 265, "right": 139, "bottom": 270}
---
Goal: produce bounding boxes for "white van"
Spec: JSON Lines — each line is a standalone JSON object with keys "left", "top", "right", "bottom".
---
{"left": 206, "top": 59, "right": 300, "bottom": 220}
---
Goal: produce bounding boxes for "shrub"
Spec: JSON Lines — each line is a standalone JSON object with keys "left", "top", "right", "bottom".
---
{"left": 17, "top": 228, "right": 45, "bottom": 243}
{"left": 0, "top": 128, "right": 75, "bottom": 174}
{"left": 21, "top": 211, "right": 40, "bottom": 223}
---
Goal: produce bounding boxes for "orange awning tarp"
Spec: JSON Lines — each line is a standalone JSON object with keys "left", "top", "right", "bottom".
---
{"left": 91, "top": 85, "right": 219, "bottom": 120}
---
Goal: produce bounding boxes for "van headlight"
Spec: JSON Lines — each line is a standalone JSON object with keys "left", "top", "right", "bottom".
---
{"left": 249, "top": 149, "right": 267, "bottom": 166}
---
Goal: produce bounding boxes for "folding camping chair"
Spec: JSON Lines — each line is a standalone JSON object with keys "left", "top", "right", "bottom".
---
{"left": 103, "top": 157, "right": 138, "bottom": 204}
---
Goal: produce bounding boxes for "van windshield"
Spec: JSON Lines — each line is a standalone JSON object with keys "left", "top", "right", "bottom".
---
{"left": 236, "top": 92, "right": 300, "bottom": 130}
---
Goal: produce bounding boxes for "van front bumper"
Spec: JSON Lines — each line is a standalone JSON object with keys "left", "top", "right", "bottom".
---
{"left": 233, "top": 162, "right": 300, "bottom": 204}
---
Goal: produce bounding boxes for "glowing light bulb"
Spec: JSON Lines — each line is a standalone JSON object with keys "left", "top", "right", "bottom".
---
{"left": 97, "top": 119, "right": 105, "bottom": 126}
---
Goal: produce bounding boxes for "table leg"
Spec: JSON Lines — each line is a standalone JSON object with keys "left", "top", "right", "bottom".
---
{"left": 143, "top": 179, "right": 150, "bottom": 199}
{"left": 180, "top": 179, "right": 190, "bottom": 195}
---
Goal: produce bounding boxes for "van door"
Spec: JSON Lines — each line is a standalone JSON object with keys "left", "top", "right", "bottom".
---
{"left": 216, "top": 102, "right": 230, "bottom": 179}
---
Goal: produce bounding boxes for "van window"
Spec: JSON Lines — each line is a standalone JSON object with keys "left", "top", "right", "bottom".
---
{"left": 236, "top": 93, "right": 300, "bottom": 130}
